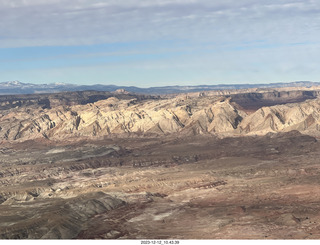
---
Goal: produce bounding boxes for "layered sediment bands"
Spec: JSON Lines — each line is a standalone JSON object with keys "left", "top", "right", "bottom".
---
{"left": 0, "top": 133, "right": 319, "bottom": 239}
{"left": 230, "top": 90, "right": 320, "bottom": 112}
{"left": 0, "top": 192, "right": 125, "bottom": 239}
{"left": 0, "top": 96, "right": 245, "bottom": 140}
{"left": 1, "top": 88, "right": 320, "bottom": 239}
{"left": 237, "top": 99, "right": 320, "bottom": 135}
{"left": 0, "top": 90, "right": 158, "bottom": 110}
{"left": 1, "top": 91, "right": 320, "bottom": 141}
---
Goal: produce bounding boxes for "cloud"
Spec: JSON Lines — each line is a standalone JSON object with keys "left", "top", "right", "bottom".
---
{"left": 1, "top": 0, "right": 320, "bottom": 86}
{"left": 0, "top": 0, "right": 319, "bottom": 48}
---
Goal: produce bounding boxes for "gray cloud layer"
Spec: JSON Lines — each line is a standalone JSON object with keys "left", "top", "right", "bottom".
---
{"left": 0, "top": 0, "right": 319, "bottom": 48}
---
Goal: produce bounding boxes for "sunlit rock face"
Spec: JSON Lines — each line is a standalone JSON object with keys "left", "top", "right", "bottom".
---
{"left": 1, "top": 87, "right": 320, "bottom": 239}
{"left": 1, "top": 88, "right": 320, "bottom": 142}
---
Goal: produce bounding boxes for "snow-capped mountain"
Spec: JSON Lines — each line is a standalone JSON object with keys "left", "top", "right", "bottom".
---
{"left": 0, "top": 81, "right": 319, "bottom": 95}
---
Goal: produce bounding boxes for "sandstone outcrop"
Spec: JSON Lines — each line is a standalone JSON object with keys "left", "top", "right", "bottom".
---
{"left": 238, "top": 99, "right": 320, "bottom": 135}
{"left": 1, "top": 90, "right": 320, "bottom": 142}
{"left": 1, "top": 88, "right": 320, "bottom": 239}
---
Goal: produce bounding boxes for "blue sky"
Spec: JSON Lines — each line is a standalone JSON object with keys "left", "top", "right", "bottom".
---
{"left": 1, "top": 0, "right": 320, "bottom": 87}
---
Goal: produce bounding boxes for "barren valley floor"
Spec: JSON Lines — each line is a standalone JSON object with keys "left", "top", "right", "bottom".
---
{"left": 0, "top": 133, "right": 320, "bottom": 239}
{"left": 1, "top": 88, "right": 320, "bottom": 239}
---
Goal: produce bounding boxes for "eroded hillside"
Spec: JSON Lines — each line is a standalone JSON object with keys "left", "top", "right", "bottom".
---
{"left": 0, "top": 132, "right": 320, "bottom": 239}
{"left": 1, "top": 88, "right": 320, "bottom": 239}
{"left": 1, "top": 89, "right": 320, "bottom": 142}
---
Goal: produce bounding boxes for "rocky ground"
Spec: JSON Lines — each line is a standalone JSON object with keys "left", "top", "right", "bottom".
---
{"left": 0, "top": 131, "right": 319, "bottom": 239}
{"left": 0, "top": 88, "right": 320, "bottom": 239}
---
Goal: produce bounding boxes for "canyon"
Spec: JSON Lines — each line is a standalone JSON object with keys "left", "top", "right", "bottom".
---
{"left": 0, "top": 86, "right": 320, "bottom": 239}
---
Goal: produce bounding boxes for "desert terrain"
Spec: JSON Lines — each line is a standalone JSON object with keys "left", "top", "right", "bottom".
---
{"left": 0, "top": 87, "right": 320, "bottom": 239}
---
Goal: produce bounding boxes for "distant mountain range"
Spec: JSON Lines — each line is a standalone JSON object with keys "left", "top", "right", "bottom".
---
{"left": 0, "top": 81, "right": 319, "bottom": 95}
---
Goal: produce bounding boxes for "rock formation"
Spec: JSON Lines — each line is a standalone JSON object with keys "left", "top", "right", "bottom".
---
{"left": 1, "top": 87, "right": 320, "bottom": 239}
{"left": 1, "top": 89, "right": 320, "bottom": 142}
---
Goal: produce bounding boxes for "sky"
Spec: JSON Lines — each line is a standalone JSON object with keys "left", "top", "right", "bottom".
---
{"left": 0, "top": 0, "right": 320, "bottom": 87}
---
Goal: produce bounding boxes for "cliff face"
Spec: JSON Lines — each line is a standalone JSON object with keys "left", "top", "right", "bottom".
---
{"left": 1, "top": 90, "right": 320, "bottom": 142}
{"left": 237, "top": 99, "right": 320, "bottom": 135}
{"left": 1, "top": 88, "right": 320, "bottom": 239}
{"left": 0, "top": 96, "right": 242, "bottom": 140}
